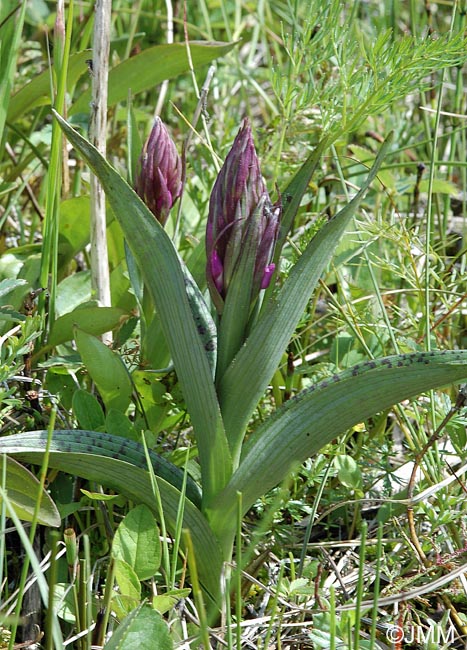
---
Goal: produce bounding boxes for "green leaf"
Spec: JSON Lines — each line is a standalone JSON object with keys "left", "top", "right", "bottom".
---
{"left": 44, "top": 304, "right": 126, "bottom": 351}
{"left": 70, "top": 41, "right": 237, "bottom": 116}
{"left": 105, "top": 409, "right": 139, "bottom": 441}
{"left": 0, "top": 278, "right": 28, "bottom": 301}
{"left": 218, "top": 134, "right": 393, "bottom": 458}
{"left": 419, "top": 178, "right": 458, "bottom": 195}
{"left": 74, "top": 328, "right": 133, "bottom": 413}
{"left": 0, "top": 306, "right": 26, "bottom": 323}
{"left": 53, "top": 111, "right": 231, "bottom": 507}
{"left": 58, "top": 197, "right": 91, "bottom": 269}
{"left": 131, "top": 371, "right": 170, "bottom": 434}
{"left": 112, "top": 505, "right": 161, "bottom": 580}
{"left": 0, "top": 430, "right": 201, "bottom": 507}
{"left": 80, "top": 490, "right": 122, "bottom": 502}
{"left": 152, "top": 588, "right": 192, "bottom": 615}
{"left": 209, "top": 350, "right": 467, "bottom": 537}
{"left": 0, "top": 431, "right": 221, "bottom": 603}
{"left": 114, "top": 558, "right": 141, "bottom": 601}
{"left": 53, "top": 583, "right": 76, "bottom": 624}
{"left": 55, "top": 272, "right": 92, "bottom": 316}
{"left": 0, "top": 455, "right": 60, "bottom": 527}
{"left": 334, "top": 455, "right": 362, "bottom": 490}
{"left": 104, "top": 604, "right": 173, "bottom": 650}
{"left": 72, "top": 390, "right": 105, "bottom": 430}
{"left": 0, "top": 1, "right": 27, "bottom": 147}
{"left": 7, "top": 50, "right": 92, "bottom": 122}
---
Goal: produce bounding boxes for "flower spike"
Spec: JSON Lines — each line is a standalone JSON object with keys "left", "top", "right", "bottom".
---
{"left": 135, "top": 117, "right": 182, "bottom": 225}
{"left": 206, "top": 119, "right": 280, "bottom": 315}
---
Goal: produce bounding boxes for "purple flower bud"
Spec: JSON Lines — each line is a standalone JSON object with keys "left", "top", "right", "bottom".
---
{"left": 135, "top": 117, "right": 182, "bottom": 225}
{"left": 206, "top": 119, "right": 280, "bottom": 314}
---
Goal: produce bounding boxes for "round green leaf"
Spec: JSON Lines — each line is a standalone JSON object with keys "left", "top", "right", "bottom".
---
{"left": 334, "top": 455, "right": 362, "bottom": 490}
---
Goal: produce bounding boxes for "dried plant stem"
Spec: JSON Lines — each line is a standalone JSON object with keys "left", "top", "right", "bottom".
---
{"left": 90, "top": 0, "right": 112, "bottom": 335}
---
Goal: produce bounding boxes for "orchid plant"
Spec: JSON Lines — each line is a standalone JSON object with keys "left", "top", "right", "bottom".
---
{"left": 2, "top": 112, "right": 467, "bottom": 618}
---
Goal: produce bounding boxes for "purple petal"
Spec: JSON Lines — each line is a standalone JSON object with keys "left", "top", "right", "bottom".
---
{"left": 260, "top": 263, "right": 276, "bottom": 289}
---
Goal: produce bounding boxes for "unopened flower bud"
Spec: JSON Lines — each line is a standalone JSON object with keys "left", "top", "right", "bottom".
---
{"left": 135, "top": 117, "right": 182, "bottom": 225}
{"left": 206, "top": 119, "right": 280, "bottom": 314}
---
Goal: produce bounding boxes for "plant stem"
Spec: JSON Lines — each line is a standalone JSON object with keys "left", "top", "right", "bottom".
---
{"left": 45, "top": 532, "right": 60, "bottom": 650}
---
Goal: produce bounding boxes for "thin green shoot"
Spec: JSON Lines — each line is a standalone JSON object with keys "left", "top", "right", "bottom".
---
{"left": 369, "top": 523, "right": 384, "bottom": 647}
{"left": 8, "top": 408, "right": 56, "bottom": 649}
{"left": 1, "top": 487, "right": 64, "bottom": 650}
{"left": 141, "top": 434, "right": 171, "bottom": 584}
{"left": 169, "top": 447, "right": 190, "bottom": 591}
{"left": 183, "top": 529, "right": 211, "bottom": 647}
{"left": 45, "top": 531, "right": 60, "bottom": 650}
{"left": 353, "top": 521, "right": 368, "bottom": 649}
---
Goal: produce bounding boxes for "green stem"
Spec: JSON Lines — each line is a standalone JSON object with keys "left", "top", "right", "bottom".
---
{"left": 45, "top": 532, "right": 60, "bottom": 650}
{"left": 39, "top": 0, "right": 74, "bottom": 328}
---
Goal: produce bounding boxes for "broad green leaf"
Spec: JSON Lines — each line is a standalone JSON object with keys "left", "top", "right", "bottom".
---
{"left": 45, "top": 304, "right": 127, "bottom": 350}
{"left": 0, "top": 430, "right": 201, "bottom": 507}
{"left": 0, "top": 431, "right": 221, "bottom": 603}
{"left": 114, "top": 558, "right": 141, "bottom": 601}
{"left": 53, "top": 583, "right": 76, "bottom": 623}
{"left": 218, "top": 135, "right": 393, "bottom": 458}
{"left": 104, "top": 604, "right": 173, "bottom": 650}
{"left": 105, "top": 409, "right": 139, "bottom": 441}
{"left": 7, "top": 50, "right": 91, "bottom": 122}
{"left": 70, "top": 41, "right": 237, "bottom": 116}
{"left": 142, "top": 313, "right": 171, "bottom": 370}
{"left": 44, "top": 367, "right": 78, "bottom": 411}
{"left": 74, "top": 328, "right": 133, "bottom": 413}
{"left": 9, "top": 41, "right": 236, "bottom": 123}
{"left": 0, "top": 307, "right": 26, "bottom": 323}
{"left": 58, "top": 197, "right": 91, "bottom": 269}
{"left": 72, "top": 390, "right": 105, "bottom": 430}
{"left": 53, "top": 111, "right": 231, "bottom": 507}
{"left": 209, "top": 350, "right": 467, "bottom": 538}
{"left": 152, "top": 588, "right": 192, "bottom": 615}
{"left": 0, "top": 278, "right": 28, "bottom": 301}
{"left": 112, "top": 504, "right": 161, "bottom": 580}
{"left": 55, "top": 272, "right": 92, "bottom": 316}
{"left": 419, "top": 179, "right": 458, "bottom": 195}
{"left": 131, "top": 370, "right": 170, "bottom": 434}
{"left": 334, "top": 455, "right": 362, "bottom": 490}
{"left": 0, "top": 455, "right": 60, "bottom": 527}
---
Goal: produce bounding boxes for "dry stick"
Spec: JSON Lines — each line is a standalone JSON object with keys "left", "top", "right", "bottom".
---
{"left": 406, "top": 385, "right": 467, "bottom": 634}
{"left": 90, "top": 0, "right": 112, "bottom": 340}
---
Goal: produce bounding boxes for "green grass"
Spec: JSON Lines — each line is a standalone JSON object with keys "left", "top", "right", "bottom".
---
{"left": 1, "top": 0, "right": 467, "bottom": 648}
